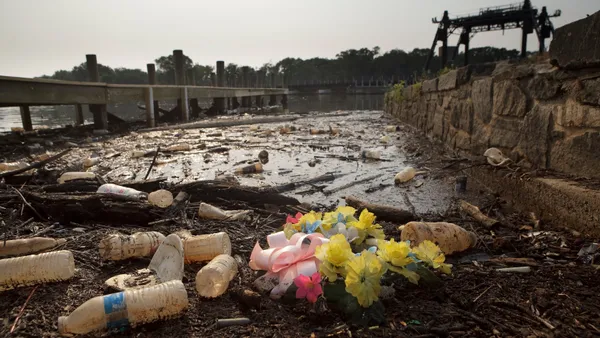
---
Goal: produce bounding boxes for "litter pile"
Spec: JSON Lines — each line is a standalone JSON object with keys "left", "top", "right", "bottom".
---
{"left": 1, "top": 111, "right": 599, "bottom": 337}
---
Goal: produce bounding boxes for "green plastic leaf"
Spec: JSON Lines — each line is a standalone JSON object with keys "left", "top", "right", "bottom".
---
{"left": 414, "top": 265, "right": 443, "bottom": 289}
{"left": 323, "top": 280, "right": 348, "bottom": 302}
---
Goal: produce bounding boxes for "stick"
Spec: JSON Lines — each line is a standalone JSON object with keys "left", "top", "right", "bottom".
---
{"left": 323, "top": 173, "right": 384, "bottom": 195}
{"left": 12, "top": 187, "right": 45, "bottom": 220}
{"left": 144, "top": 146, "right": 160, "bottom": 180}
{"left": 344, "top": 195, "right": 416, "bottom": 223}
{"left": 459, "top": 200, "right": 499, "bottom": 228}
{"left": 272, "top": 173, "right": 343, "bottom": 193}
{"left": 10, "top": 285, "right": 39, "bottom": 333}
{"left": 0, "top": 149, "right": 71, "bottom": 179}
{"left": 139, "top": 116, "right": 299, "bottom": 132}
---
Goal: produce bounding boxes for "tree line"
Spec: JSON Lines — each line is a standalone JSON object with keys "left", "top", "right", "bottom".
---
{"left": 39, "top": 46, "right": 524, "bottom": 86}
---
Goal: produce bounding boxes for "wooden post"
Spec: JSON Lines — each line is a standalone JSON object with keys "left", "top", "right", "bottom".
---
{"left": 255, "top": 95, "right": 262, "bottom": 108}
{"left": 173, "top": 50, "right": 185, "bottom": 85}
{"left": 242, "top": 67, "right": 250, "bottom": 107}
{"left": 19, "top": 105, "right": 33, "bottom": 131}
{"left": 210, "top": 72, "right": 216, "bottom": 86}
{"left": 269, "top": 73, "right": 277, "bottom": 105}
{"left": 187, "top": 69, "right": 196, "bottom": 86}
{"left": 144, "top": 87, "right": 155, "bottom": 127}
{"left": 281, "top": 95, "right": 288, "bottom": 110}
{"left": 215, "top": 61, "right": 225, "bottom": 113}
{"left": 180, "top": 87, "right": 189, "bottom": 121}
{"left": 86, "top": 54, "right": 108, "bottom": 130}
{"left": 74, "top": 104, "right": 84, "bottom": 126}
{"left": 147, "top": 63, "right": 160, "bottom": 121}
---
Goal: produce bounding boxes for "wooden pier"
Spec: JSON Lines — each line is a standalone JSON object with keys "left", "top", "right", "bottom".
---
{"left": 0, "top": 50, "right": 288, "bottom": 131}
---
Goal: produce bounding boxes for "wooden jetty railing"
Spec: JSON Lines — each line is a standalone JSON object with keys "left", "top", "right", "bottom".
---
{"left": 0, "top": 50, "right": 288, "bottom": 131}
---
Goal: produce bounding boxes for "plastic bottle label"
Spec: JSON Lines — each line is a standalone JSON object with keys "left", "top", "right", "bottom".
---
{"left": 104, "top": 292, "right": 129, "bottom": 329}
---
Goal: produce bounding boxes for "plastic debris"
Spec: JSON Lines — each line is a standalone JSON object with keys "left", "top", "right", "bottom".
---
{"left": 400, "top": 221, "right": 477, "bottom": 255}
{"left": 58, "top": 280, "right": 189, "bottom": 335}
{"left": 0, "top": 237, "right": 66, "bottom": 258}
{"left": 83, "top": 157, "right": 99, "bottom": 168}
{"left": 577, "top": 243, "right": 599, "bottom": 264}
{"left": 216, "top": 318, "right": 251, "bottom": 328}
{"left": 380, "top": 135, "right": 391, "bottom": 144}
{"left": 234, "top": 163, "right": 263, "bottom": 174}
{"left": 384, "top": 125, "right": 397, "bottom": 132}
{"left": 98, "top": 232, "right": 166, "bottom": 261}
{"left": 197, "top": 202, "right": 251, "bottom": 221}
{"left": 496, "top": 266, "right": 531, "bottom": 273}
{"left": 195, "top": 254, "right": 238, "bottom": 298}
{"left": 148, "top": 189, "right": 174, "bottom": 208}
{"left": 0, "top": 250, "right": 75, "bottom": 291}
{"left": 177, "top": 231, "right": 232, "bottom": 263}
{"left": 0, "top": 161, "right": 28, "bottom": 172}
{"left": 483, "top": 147, "right": 511, "bottom": 166}
{"left": 97, "top": 183, "right": 146, "bottom": 200}
{"left": 394, "top": 167, "right": 416, "bottom": 184}
{"left": 57, "top": 172, "right": 96, "bottom": 184}
{"left": 361, "top": 150, "right": 381, "bottom": 160}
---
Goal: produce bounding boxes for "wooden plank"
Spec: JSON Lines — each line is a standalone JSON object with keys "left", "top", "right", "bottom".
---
{"left": 0, "top": 78, "right": 106, "bottom": 105}
{"left": 20, "top": 105, "right": 33, "bottom": 131}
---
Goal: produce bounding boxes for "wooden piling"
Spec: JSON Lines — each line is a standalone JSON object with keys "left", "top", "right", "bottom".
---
{"left": 180, "top": 87, "right": 189, "bottom": 121}
{"left": 242, "top": 67, "right": 250, "bottom": 107}
{"left": 147, "top": 63, "right": 160, "bottom": 121}
{"left": 269, "top": 73, "right": 277, "bottom": 105}
{"left": 19, "top": 105, "right": 33, "bottom": 131}
{"left": 86, "top": 54, "right": 108, "bottom": 130}
{"left": 173, "top": 50, "right": 188, "bottom": 122}
{"left": 144, "top": 87, "right": 155, "bottom": 127}
{"left": 281, "top": 95, "right": 288, "bottom": 110}
{"left": 187, "top": 69, "right": 196, "bottom": 86}
{"left": 74, "top": 104, "right": 84, "bottom": 126}
{"left": 215, "top": 61, "right": 225, "bottom": 113}
{"left": 210, "top": 73, "right": 216, "bottom": 87}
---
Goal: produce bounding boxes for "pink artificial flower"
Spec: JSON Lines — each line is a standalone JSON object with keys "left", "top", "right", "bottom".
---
{"left": 286, "top": 212, "right": 303, "bottom": 224}
{"left": 293, "top": 272, "right": 323, "bottom": 303}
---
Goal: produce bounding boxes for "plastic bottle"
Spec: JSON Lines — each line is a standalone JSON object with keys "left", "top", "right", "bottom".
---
{"left": 385, "top": 125, "right": 397, "bottom": 132}
{"left": 148, "top": 189, "right": 174, "bottom": 208}
{"left": 131, "top": 150, "right": 156, "bottom": 158}
{"left": 83, "top": 157, "right": 100, "bottom": 167}
{"left": 197, "top": 203, "right": 251, "bottom": 221}
{"left": 361, "top": 150, "right": 381, "bottom": 160}
{"left": 58, "top": 280, "right": 189, "bottom": 335}
{"left": 380, "top": 135, "right": 391, "bottom": 144}
{"left": 164, "top": 144, "right": 191, "bottom": 152}
{"left": 234, "top": 163, "right": 263, "bottom": 174}
{"left": 195, "top": 254, "right": 238, "bottom": 298}
{"left": 309, "top": 129, "right": 326, "bottom": 135}
{"left": 179, "top": 231, "right": 232, "bottom": 263}
{"left": 0, "top": 250, "right": 75, "bottom": 291}
{"left": 394, "top": 167, "right": 416, "bottom": 184}
{"left": 0, "top": 161, "right": 28, "bottom": 172}
{"left": 98, "top": 232, "right": 166, "bottom": 261}
{"left": 400, "top": 221, "right": 477, "bottom": 255}
{"left": 57, "top": 172, "right": 96, "bottom": 184}
{"left": 97, "top": 184, "right": 146, "bottom": 200}
{"left": 0, "top": 237, "right": 67, "bottom": 257}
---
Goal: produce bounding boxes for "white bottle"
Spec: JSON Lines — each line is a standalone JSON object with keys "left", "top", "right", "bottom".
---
{"left": 0, "top": 250, "right": 75, "bottom": 291}
{"left": 0, "top": 237, "right": 66, "bottom": 257}
{"left": 179, "top": 231, "right": 232, "bottom": 263}
{"left": 83, "top": 157, "right": 100, "bottom": 167}
{"left": 97, "top": 184, "right": 146, "bottom": 200}
{"left": 394, "top": 167, "right": 416, "bottom": 183}
{"left": 99, "top": 232, "right": 165, "bottom": 261}
{"left": 58, "top": 280, "right": 189, "bottom": 335}
{"left": 57, "top": 172, "right": 96, "bottom": 184}
{"left": 195, "top": 254, "right": 238, "bottom": 298}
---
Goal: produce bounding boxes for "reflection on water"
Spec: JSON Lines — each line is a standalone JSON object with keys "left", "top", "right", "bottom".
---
{"left": 0, "top": 94, "right": 384, "bottom": 132}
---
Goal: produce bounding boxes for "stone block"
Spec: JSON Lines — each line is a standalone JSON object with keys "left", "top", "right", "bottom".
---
{"left": 488, "top": 116, "right": 523, "bottom": 149}
{"left": 557, "top": 99, "right": 600, "bottom": 128}
{"left": 518, "top": 104, "right": 554, "bottom": 168}
{"left": 550, "top": 10, "right": 600, "bottom": 69}
{"left": 472, "top": 78, "right": 493, "bottom": 124}
{"left": 450, "top": 100, "right": 474, "bottom": 133}
{"left": 550, "top": 131, "right": 600, "bottom": 179}
{"left": 528, "top": 75, "right": 560, "bottom": 100}
{"left": 456, "top": 66, "right": 472, "bottom": 86}
{"left": 422, "top": 78, "right": 438, "bottom": 93}
{"left": 469, "top": 62, "right": 497, "bottom": 78}
{"left": 493, "top": 81, "right": 528, "bottom": 117}
{"left": 402, "top": 86, "right": 412, "bottom": 100}
{"left": 577, "top": 78, "right": 600, "bottom": 106}
{"left": 438, "top": 70, "right": 458, "bottom": 91}
{"left": 454, "top": 130, "right": 471, "bottom": 151}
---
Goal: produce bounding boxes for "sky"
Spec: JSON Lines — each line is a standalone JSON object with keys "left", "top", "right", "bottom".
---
{"left": 0, "top": 0, "right": 597, "bottom": 78}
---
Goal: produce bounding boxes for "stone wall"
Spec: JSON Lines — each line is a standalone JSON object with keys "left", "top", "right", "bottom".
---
{"left": 385, "top": 60, "right": 600, "bottom": 179}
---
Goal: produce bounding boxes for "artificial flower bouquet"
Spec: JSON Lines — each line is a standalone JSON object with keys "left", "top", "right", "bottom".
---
{"left": 249, "top": 206, "right": 452, "bottom": 326}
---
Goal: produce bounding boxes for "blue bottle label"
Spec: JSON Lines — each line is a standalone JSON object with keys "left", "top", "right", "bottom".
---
{"left": 103, "top": 292, "right": 129, "bottom": 329}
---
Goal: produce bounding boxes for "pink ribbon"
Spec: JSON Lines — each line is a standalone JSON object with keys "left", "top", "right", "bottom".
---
{"left": 249, "top": 231, "right": 329, "bottom": 299}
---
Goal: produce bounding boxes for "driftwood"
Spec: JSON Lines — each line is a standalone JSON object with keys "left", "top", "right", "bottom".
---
{"left": 459, "top": 200, "right": 499, "bottom": 228}
{"left": 323, "top": 173, "right": 384, "bottom": 195}
{"left": 0, "top": 149, "right": 71, "bottom": 179}
{"left": 41, "top": 178, "right": 166, "bottom": 193}
{"left": 344, "top": 195, "right": 416, "bottom": 223}
{"left": 139, "top": 116, "right": 299, "bottom": 133}
{"left": 271, "top": 173, "right": 344, "bottom": 193}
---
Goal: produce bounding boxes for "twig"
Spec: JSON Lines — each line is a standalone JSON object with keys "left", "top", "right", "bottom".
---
{"left": 459, "top": 200, "right": 499, "bottom": 228}
{"left": 344, "top": 195, "right": 416, "bottom": 223}
{"left": 323, "top": 173, "right": 384, "bottom": 195}
{"left": 11, "top": 187, "right": 45, "bottom": 220}
{"left": 144, "top": 146, "right": 160, "bottom": 180}
{"left": 0, "top": 149, "right": 71, "bottom": 178}
{"left": 473, "top": 285, "right": 494, "bottom": 303}
{"left": 10, "top": 285, "right": 39, "bottom": 333}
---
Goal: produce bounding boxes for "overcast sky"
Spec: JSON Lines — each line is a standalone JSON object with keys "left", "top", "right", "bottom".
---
{"left": 0, "top": 0, "right": 597, "bottom": 78}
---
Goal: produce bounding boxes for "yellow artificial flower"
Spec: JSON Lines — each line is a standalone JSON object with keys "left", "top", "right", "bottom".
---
{"left": 348, "top": 208, "right": 385, "bottom": 244}
{"left": 377, "top": 238, "right": 412, "bottom": 268}
{"left": 295, "top": 211, "right": 323, "bottom": 233}
{"left": 386, "top": 265, "right": 421, "bottom": 284}
{"left": 412, "top": 240, "right": 453, "bottom": 275}
{"left": 322, "top": 206, "right": 357, "bottom": 231}
{"left": 345, "top": 251, "right": 386, "bottom": 308}
{"left": 315, "top": 234, "right": 354, "bottom": 281}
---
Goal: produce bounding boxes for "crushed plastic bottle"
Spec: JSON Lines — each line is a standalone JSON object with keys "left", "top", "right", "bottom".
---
{"left": 394, "top": 167, "right": 416, "bottom": 184}
{"left": 197, "top": 202, "right": 251, "bottom": 221}
{"left": 361, "top": 150, "right": 381, "bottom": 160}
{"left": 483, "top": 147, "right": 511, "bottom": 166}
{"left": 104, "top": 234, "right": 184, "bottom": 291}
{"left": 148, "top": 189, "right": 174, "bottom": 208}
{"left": 195, "top": 254, "right": 238, "bottom": 298}
{"left": 97, "top": 184, "right": 147, "bottom": 200}
{"left": 177, "top": 231, "right": 232, "bottom": 263}
{"left": 234, "top": 163, "right": 263, "bottom": 174}
{"left": 98, "top": 232, "right": 165, "bottom": 261}
{"left": 0, "top": 237, "right": 66, "bottom": 258}
{"left": 57, "top": 172, "right": 96, "bottom": 184}
{"left": 400, "top": 221, "right": 477, "bottom": 255}
{"left": 58, "top": 280, "right": 189, "bottom": 335}
{"left": 0, "top": 250, "right": 75, "bottom": 291}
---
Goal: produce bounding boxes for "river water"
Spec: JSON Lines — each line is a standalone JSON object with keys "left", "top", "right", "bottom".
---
{"left": 0, "top": 94, "right": 384, "bottom": 132}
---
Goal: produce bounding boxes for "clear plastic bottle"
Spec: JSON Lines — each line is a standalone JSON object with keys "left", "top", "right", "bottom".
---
{"left": 400, "top": 221, "right": 477, "bottom": 255}
{"left": 197, "top": 203, "right": 251, "bottom": 221}
{"left": 234, "top": 163, "right": 263, "bottom": 174}
{"left": 99, "top": 232, "right": 166, "bottom": 261}
{"left": 195, "top": 254, "right": 238, "bottom": 298}
{"left": 180, "top": 231, "right": 231, "bottom": 263}
{"left": 57, "top": 172, "right": 96, "bottom": 184}
{"left": 394, "top": 167, "right": 416, "bottom": 183}
{"left": 0, "top": 250, "right": 75, "bottom": 291}
{"left": 0, "top": 237, "right": 66, "bottom": 257}
{"left": 58, "top": 280, "right": 189, "bottom": 335}
{"left": 0, "top": 161, "right": 28, "bottom": 172}
{"left": 97, "top": 184, "right": 146, "bottom": 200}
